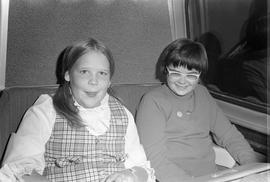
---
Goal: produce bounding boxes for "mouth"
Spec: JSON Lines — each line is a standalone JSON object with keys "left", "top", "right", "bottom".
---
{"left": 85, "top": 91, "right": 98, "bottom": 97}
{"left": 174, "top": 83, "right": 188, "bottom": 90}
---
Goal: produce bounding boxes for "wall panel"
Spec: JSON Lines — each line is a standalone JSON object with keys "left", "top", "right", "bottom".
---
{"left": 6, "top": 0, "right": 172, "bottom": 87}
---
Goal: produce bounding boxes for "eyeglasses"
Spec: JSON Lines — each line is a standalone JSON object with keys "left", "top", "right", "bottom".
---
{"left": 166, "top": 67, "right": 200, "bottom": 81}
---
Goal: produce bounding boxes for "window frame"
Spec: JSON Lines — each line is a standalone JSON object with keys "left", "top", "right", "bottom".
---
{"left": 0, "top": 0, "right": 9, "bottom": 90}
{"left": 168, "top": 0, "right": 187, "bottom": 40}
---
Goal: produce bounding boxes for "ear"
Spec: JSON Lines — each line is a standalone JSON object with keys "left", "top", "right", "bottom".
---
{"left": 64, "top": 71, "right": 70, "bottom": 82}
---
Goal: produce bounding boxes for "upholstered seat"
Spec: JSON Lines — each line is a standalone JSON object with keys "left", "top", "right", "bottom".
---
{"left": 0, "top": 83, "right": 236, "bottom": 168}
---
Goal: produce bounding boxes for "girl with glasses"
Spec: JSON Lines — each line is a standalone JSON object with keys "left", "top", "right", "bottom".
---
{"left": 136, "top": 38, "right": 260, "bottom": 182}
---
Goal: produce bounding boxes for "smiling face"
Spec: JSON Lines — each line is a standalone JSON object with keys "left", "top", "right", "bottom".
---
{"left": 64, "top": 51, "right": 111, "bottom": 108}
{"left": 166, "top": 65, "right": 200, "bottom": 96}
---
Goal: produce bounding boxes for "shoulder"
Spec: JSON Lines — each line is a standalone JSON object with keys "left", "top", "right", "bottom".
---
{"left": 138, "top": 85, "right": 174, "bottom": 112}
{"left": 194, "top": 84, "right": 216, "bottom": 105}
{"left": 109, "top": 95, "right": 126, "bottom": 108}
{"left": 109, "top": 95, "right": 131, "bottom": 115}
{"left": 21, "top": 94, "right": 56, "bottom": 133}
{"left": 195, "top": 84, "right": 211, "bottom": 96}
{"left": 109, "top": 95, "right": 135, "bottom": 125}
{"left": 33, "top": 94, "right": 54, "bottom": 108}
{"left": 143, "top": 84, "right": 169, "bottom": 101}
{"left": 28, "top": 94, "right": 56, "bottom": 116}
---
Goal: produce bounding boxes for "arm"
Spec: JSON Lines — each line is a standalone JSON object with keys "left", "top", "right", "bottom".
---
{"left": 136, "top": 94, "right": 191, "bottom": 182}
{"left": 1, "top": 95, "right": 55, "bottom": 180}
{"left": 124, "top": 108, "right": 155, "bottom": 182}
{"left": 208, "top": 94, "right": 259, "bottom": 164}
{"left": 22, "top": 171, "right": 49, "bottom": 182}
{"left": 104, "top": 108, "right": 155, "bottom": 182}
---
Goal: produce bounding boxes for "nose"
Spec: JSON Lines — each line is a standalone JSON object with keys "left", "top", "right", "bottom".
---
{"left": 177, "top": 75, "right": 186, "bottom": 83}
{"left": 88, "top": 73, "right": 98, "bottom": 85}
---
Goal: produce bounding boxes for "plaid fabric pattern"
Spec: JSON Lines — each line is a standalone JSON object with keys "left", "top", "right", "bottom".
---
{"left": 43, "top": 96, "right": 128, "bottom": 182}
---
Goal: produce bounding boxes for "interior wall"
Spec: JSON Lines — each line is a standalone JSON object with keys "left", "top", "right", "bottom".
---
{"left": 6, "top": 0, "right": 172, "bottom": 87}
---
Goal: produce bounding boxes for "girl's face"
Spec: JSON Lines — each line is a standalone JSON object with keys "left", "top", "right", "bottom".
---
{"left": 65, "top": 51, "right": 111, "bottom": 108}
{"left": 166, "top": 65, "right": 200, "bottom": 96}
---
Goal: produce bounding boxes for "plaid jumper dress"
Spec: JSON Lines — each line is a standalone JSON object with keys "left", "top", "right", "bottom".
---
{"left": 43, "top": 96, "right": 128, "bottom": 182}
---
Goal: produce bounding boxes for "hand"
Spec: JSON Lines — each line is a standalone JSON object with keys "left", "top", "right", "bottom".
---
{"left": 103, "top": 169, "right": 137, "bottom": 182}
{"left": 22, "top": 171, "right": 49, "bottom": 182}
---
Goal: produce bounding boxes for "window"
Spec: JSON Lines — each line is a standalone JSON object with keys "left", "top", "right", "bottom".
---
{"left": 186, "top": 0, "right": 269, "bottom": 113}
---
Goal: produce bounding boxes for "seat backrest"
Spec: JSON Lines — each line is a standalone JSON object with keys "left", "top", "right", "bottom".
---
{"left": 0, "top": 85, "right": 58, "bottom": 164}
{"left": 0, "top": 83, "right": 161, "bottom": 165}
{"left": 110, "top": 83, "right": 160, "bottom": 116}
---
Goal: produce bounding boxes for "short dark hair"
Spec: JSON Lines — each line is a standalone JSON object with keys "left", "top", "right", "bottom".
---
{"left": 156, "top": 38, "right": 208, "bottom": 81}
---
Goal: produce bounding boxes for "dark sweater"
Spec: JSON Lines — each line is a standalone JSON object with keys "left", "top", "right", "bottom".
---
{"left": 136, "top": 84, "right": 257, "bottom": 181}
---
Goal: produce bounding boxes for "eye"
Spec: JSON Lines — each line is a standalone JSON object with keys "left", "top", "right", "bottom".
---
{"left": 170, "top": 72, "right": 181, "bottom": 77}
{"left": 79, "top": 70, "right": 89, "bottom": 74}
{"left": 99, "top": 71, "right": 109, "bottom": 76}
{"left": 186, "top": 74, "right": 199, "bottom": 80}
{"left": 186, "top": 72, "right": 201, "bottom": 81}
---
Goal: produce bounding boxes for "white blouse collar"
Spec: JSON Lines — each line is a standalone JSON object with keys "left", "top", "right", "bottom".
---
{"left": 73, "top": 93, "right": 111, "bottom": 136}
